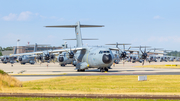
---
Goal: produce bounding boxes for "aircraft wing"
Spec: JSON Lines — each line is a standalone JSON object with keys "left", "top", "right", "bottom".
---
{"left": 125, "top": 50, "right": 139, "bottom": 52}
{"left": 10, "top": 51, "right": 44, "bottom": 56}
{"left": 50, "top": 47, "right": 85, "bottom": 53}
{"left": 109, "top": 48, "right": 119, "bottom": 51}
{"left": 148, "top": 52, "right": 166, "bottom": 54}
{"left": 10, "top": 47, "right": 86, "bottom": 56}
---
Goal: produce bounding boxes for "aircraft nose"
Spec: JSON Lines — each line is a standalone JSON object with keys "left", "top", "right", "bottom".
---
{"left": 59, "top": 57, "right": 64, "bottom": 62}
{"left": 19, "top": 57, "right": 22, "bottom": 61}
{"left": 102, "top": 54, "right": 112, "bottom": 64}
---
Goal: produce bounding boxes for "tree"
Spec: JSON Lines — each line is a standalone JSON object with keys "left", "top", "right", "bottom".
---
{"left": 2, "top": 47, "right": 13, "bottom": 51}
{"left": 0, "top": 47, "right": 2, "bottom": 51}
{"left": 0, "top": 51, "right": 2, "bottom": 56}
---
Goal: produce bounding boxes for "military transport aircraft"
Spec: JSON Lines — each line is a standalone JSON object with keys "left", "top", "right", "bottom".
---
{"left": 58, "top": 38, "right": 98, "bottom": 67}
{"left": 106, "top": 42, "right": 131, "bottom": 64}
{"left": 146, "top": 48, "right": 164, "bottom": 63}
{"left": 129, "top": 46, "right": 151, "bottom": 65}
{"left": 18, "top": 43, "right": 38, "bottom": 64}
{"left": 10, "top": 21, "right": 119, "bottom": 72}
{"left": 0, "top": 47, "right": 17, "bottom": 64}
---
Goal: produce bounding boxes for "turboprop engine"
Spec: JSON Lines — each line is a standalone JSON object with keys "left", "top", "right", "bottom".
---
{"left": 59, "top": 56, "right": 64, "bottom": 62}
{"left": 69, "top": 51, "right": 74, "bottom": 58}
{"left": 18, "top": 56, "right": 22, "bottom": 61}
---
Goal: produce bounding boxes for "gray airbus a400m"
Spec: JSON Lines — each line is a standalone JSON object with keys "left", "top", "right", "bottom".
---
{"left": 18, "top": 43, "right": 38, "bottom": 64}
{"left": 0, "top": 47, "right": 17, "bottom": 64}
{"left": 57, "top": 48, "right": 75, "bottom": 66}
{"left": 129, "top": 46, "right": 151, "bottom": 65}
{"left": 11, "top": 21, "right": 118, "bottom": 72}
{"left": 146, "top": 48, "right": 164, "bottom": 63}
{"left": 46, "top": 21, "right": 120, "bottom": 72}
{"left": 58, "top": 40, "right": 98, "bottom": 67}
{"left": 106, "top": 42, "right": 131, "bottom": 64}
{"left": 12, "top": 43, "right": 56, "bottom": 64}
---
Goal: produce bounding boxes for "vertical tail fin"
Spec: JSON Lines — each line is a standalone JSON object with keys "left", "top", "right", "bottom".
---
{"left": 34, "top": 43, "right": 37, "bottom": 52}
{"left": 75, "top": 21, "right": 83, "bottom": 47}
{"left": 14, "top": 47, "right": 17, "bottom": 54}
{"left": 45, "top": 21, "right": 104, "bottom": 47}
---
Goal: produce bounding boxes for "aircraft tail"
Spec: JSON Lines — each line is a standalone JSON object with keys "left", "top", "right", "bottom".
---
{"left": 14, "top": 47, "right": 17, "bottom": 54}
{"left": 34, "top": 43, "right": 37, "bottom": 52}
{"left": 45, "top": 21, "right": 104, "bottom": 47}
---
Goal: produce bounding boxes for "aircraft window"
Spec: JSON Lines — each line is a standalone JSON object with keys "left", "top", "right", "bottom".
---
{"left": 104, "top": 51, "right": 110, "bottom": 53}
{"left": 99, "top": 51, "right": 103, "bottom": 54}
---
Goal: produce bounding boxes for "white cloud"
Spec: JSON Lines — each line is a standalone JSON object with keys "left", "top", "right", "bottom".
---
{"left": 2, "top": 12, "right": 64, "bottom": 21}
{"left": 2, "top": 11, "right": 37, "bottom": 21}
{"left": 17, "top": 11, "right": 32, "bottom": 21}
{"left": 2, "top": 13, "right": 17, "bottom": 21}
{"left": 50, "top": 16, "right": 64, "bottom": 21}
{"left": 153, "top": 15, "right": 163, "bottom": 19}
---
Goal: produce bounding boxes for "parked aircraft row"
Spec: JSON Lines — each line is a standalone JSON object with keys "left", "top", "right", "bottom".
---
{"left": 0, "top": 21, "right": 179, "bottom": 72}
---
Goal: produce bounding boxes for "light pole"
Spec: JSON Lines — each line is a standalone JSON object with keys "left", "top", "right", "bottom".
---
{"left": 17, "top": 39, "right": 20, "bottom": 54}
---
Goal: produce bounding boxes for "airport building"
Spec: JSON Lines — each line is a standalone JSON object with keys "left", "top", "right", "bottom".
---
{"left": 13, "top": 44, "right": 62, "bottom": 54}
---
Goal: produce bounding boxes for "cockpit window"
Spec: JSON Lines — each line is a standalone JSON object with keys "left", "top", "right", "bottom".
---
{"left": 99, "top": 51, "right": 103, "bottom": 54}
{"left": 99, "top": 51, "right": 110, "bottom": 54}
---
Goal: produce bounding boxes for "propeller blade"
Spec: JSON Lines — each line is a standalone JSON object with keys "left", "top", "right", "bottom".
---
{"left": 128, "top": 46, "right": 131, "bottom": 50}
{"left": 123, "top": 44, "right": 125, "bottom": 52}
{"left": 140, "top": 46, "right": 143, "bottom": 54}
{"left": 142, "top": 59, "right": 144, "bottom": 65}
{"left": 144, "top": 47, "right": 146, "bottom": 53}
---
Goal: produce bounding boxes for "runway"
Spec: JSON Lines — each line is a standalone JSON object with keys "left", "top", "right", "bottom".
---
{"left": 0, "top": 62, "right": 180, "bottom": 81}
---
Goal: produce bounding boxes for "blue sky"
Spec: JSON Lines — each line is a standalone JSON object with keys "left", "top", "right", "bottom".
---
{"left": 0, "top": 0, "right": 180, "bottom": 50}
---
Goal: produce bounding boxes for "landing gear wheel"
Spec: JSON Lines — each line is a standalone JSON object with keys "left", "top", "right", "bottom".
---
{"left": 100, "top": 68, "right": 105, "bottom": 72}
{"left": 105, "top": 68, "right": 108, "bottom": 72}
{"left": 77, "top": 69, "right": 85, "bottom": 72}
{"left": 61, "top": 64, "right": 65, "bottom": 67}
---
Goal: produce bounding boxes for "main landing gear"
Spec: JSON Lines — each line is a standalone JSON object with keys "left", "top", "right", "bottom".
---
{"left": 100, "top": 67, "right": 108, "bottom": 72}
{"left": 77, "top": 69, "right": 85, "bottom": 72}
{"left": 60, "top": 64, "right": 66, "bottom": 67}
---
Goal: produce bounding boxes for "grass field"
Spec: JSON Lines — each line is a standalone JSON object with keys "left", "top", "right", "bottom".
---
{"left": 0, "top": 70, "right": 22, "bottom": 90}
{"left": 0, "top": 97, "right": 180, "bottom": 101}
{"left": 1, "top": 75, "right": 180, "bottom": 94}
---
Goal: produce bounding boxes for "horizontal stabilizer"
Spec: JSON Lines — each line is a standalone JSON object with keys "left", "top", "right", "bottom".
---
{"left": 45, "top": 25, "right": 77, "bottom": 28}
{"left": 131, "top": 46, "right": 151, "bottom": 48}
{"left": 106, "top": 43, "right": 131, "bottom": 45}
{"left": 63, "top": 38, "right": 98, "bottom": 40}
{"left": 125, "top": 50, "right": 139, "bottom": 52}
{"left": 148, "top": 48, "right": 163, "bottom": 50}
{"left": 45, "top": 25, "right": 104, "bottom": 28}
{"left": 80, "top": 25, "right": 104, "bottom": 27}
{"left": 148, "top": 52, "right": 166, "bottom": 54}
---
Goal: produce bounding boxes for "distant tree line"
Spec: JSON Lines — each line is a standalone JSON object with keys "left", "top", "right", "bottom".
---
{"left": 166, "top": 51, "right": 180, "bottom": 57}
{"left": 0, "top": 46, "right": 13, "bottom": 51}
{"left": 0, "top": 46, "right": 13, "bottom": 56}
